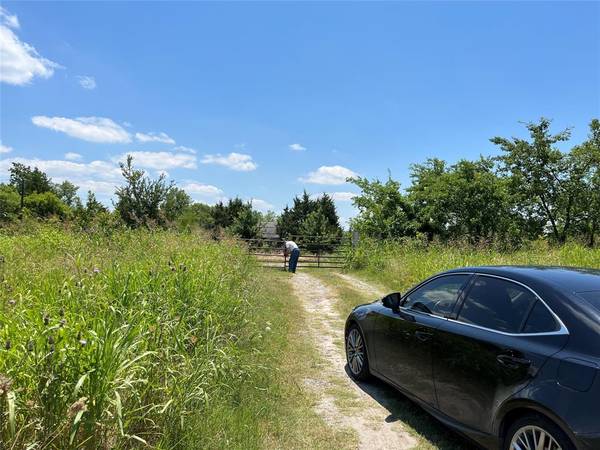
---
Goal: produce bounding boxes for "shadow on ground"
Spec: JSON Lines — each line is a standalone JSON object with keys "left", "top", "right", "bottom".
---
{"left": 344, "top": 365, "right": 481, "bottom": 450}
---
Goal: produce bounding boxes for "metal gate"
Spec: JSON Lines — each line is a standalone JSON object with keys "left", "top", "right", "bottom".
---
{"left": 241, "top": 235, "right": 351, "bottom": 269}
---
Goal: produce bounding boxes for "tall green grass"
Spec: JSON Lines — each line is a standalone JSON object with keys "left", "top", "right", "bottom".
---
{"left": 0, "top": 227, "right": 281, "bottom": 449}
{"left": 346, "top": 239, "right": 600, "bottom": 292}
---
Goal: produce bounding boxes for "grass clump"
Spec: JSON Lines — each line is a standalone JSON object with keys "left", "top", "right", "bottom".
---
{"left": 0, "top": 227, "right": 304, "bottom": 449}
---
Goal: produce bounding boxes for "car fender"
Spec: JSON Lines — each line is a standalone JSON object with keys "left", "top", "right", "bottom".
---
{"left": 494, "top": 398, "right": 578, "bottom": 446}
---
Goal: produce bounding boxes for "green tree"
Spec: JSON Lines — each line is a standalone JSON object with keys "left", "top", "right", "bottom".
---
{"left": 570, "top": 119, "right": 600, "bottom": 246}
{"left": 0, "top": 184, "right": 20, "bottom": 221}
{"left": 162, "top": 187, "right": 191, "bottom": 222}
{"left": 409, "top": 158, "right": 511, "bottom": 242}
{"left": 24, "top": 192, "right": 70, "bottom": 218}
{"left": 349, "top": 175, "right": 416, "bottom": 239}
{"left": 9, "top": 163, "right": 53, "bottom": 195}
{"left": 492, "top": 118, "right": 581, "bottom": 243}
{"left": 299, "top": 209, "right": 340, "bottom": 253}
{"left": 54, "top": 180, "right": 81, "bottom": 208}
{"left": 276, "top": 191, "right": 342, "bottom": 241}
{"left": 230, "top": 207, "right": 261, "bottom": 239}
{"left": 176, "top": 203, "right": 214, "bottom": 231}
{"left": 114, "top": 156, "right": 173, "bottom": 227}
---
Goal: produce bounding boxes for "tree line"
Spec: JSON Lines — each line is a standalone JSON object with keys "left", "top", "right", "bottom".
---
{"left": 0, "top": 155, "right": 274, "bottom": 239}
{"left": 349, "top": 118, "right": 600, "bottom": 247}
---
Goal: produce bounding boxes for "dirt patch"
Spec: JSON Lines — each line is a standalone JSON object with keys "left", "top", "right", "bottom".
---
{"left": 290, "top": 272, "right": 416, "bottom": 450}
{"left": 334, "top": 273, "right": 387, "bottom": 298}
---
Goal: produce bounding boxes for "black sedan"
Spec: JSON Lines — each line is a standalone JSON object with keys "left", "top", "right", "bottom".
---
{"left": 345, "top": 266, "right": 600, "bottom": 450}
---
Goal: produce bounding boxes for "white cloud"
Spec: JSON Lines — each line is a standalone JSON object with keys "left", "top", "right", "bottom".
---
{"left": 135, "top": 131, "right": 176, "bottom": 145}
{"left": 182, "top": 182, "right": 224, "bottom": 197}
{"left": 114, "top": 151, "right": 196, "bottom": 170}
{"left": 312, "top": 192, "right": 356, "bottom": 202}
{"left": 201, "top": 152, "right": 257, "bottom": 172}
{"left": 300, "top": 165, "right": 358, "bottom": 185}
{"left": 174, "top": 145, "right": 197, "bottom": 154}
{"left": 0, "top": 8, "right": 60, "bottom": 85}
{"left": 0, "top": 157, "right": 122, "bottom": 195}
{"left": 0, "top": 142, "right": 13, "bottom": 154}
{"left": 32, "top": 116, "right": 132, "bottom": 143}
{"left": 289, "top": 143, "right": 307, "bottom": 152}
{"left": 0, "top": 7, "right": 19, "bottom": 29}
{"left": 250, "top": 198, "right": 274, "bottom": 212}
{"left": 77, "top": 75, "right": 96, "bottom": 90}
{"left": 64, "top": 152, "right": 82, "bottom": 161}
{"left": 181, "top": 181, "right": 226, "bottom": 204}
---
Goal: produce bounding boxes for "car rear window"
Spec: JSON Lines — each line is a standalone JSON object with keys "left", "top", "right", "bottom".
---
{"left": 457, "top": 276, "right": 537, "bottom": 333}
{"left": 577, "top": 291, "right": 600, "bottom": 311}
{"left": 523, "top": 300, "right": 559, "bottom": 333}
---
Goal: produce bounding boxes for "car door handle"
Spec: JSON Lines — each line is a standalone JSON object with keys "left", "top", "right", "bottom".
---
{"left": 497, "top": 353, "right": 531, "bottom": 369}
{"left": 414, "top": 330, "right": 433, "bottom": 342}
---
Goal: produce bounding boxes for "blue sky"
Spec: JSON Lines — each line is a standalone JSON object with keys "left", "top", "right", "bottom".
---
{"left": 1, "top": 1, "right": 599, "bottom": 225}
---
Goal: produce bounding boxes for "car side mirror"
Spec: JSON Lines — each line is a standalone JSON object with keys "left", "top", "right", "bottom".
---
{"left": 382, "top": 292, "right": 401, "bottom": 311}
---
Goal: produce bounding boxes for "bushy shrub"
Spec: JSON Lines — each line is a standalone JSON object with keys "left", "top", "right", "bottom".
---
{"left": 23, "top": 191, "right": 70, "bottom": 219}
{"left": 0, "top": 184, "right": 20, "bottom": 221}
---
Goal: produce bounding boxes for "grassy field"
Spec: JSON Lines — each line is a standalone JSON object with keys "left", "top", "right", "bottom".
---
{"left": 346, "top": 239, "right": 600, "bottom": 293}
{"left": 0, "top": 227, "right": 336, "bottom": 449}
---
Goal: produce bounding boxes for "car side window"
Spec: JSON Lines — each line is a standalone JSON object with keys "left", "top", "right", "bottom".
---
{"left": 457, "top": 276, "right": 537, "bottom": 333}
{"left": 402, "top": 275, "right": 469, "bottom": 317}
{"left": 523, "top": 300, "right": 559, "bottom": 333}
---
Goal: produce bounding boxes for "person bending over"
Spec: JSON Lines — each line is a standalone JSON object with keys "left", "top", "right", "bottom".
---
{"left": 284, "top": 240, "right": 300, "bottom": 273}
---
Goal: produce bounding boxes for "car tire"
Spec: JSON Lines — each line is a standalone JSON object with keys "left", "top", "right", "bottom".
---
{"left": 345, "top": 324, "right": 370, "bottom": 381}
{"left": 503, "top": 414, "right": 575, "bottom": 450}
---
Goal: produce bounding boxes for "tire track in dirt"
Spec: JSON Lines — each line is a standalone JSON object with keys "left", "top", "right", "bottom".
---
{"left": 290, "top": 272, "right": 416, "bottom": 450}
{"left": 334, "top": 273, "right": 387, "bottom": 298}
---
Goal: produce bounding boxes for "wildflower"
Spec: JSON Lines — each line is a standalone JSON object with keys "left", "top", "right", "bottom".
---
{"left": 79, "top": 339, "right": 87, "bottom": 347}
{"left": 265, "top": 326, "right": 271, "bottom": 332}
{"left": 93, "top": 267, "right": 100, "bottom": 274}
{"left": 189, "top": 335, "right": 198, "bottom": 345}
{"left": 8, "top": 299, "right": 15, "bottom": 306}
{"left": 4, "top": 340, "right": 10, "bottom": 350}
{"left": 0, "top": 374, "right": 12, "bottom": 395}
{"left": 68, "top": 397, "right": 88, "bottom": 418}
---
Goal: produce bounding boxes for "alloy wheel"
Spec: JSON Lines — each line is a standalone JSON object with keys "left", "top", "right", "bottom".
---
{"left": 346, "top": 328, "right": 365, "bottom": 375}
{"left": 510, "top": 425, "right": 562, "bottom": 450}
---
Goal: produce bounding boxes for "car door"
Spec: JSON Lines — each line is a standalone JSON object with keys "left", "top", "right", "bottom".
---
{"left": 373, "top": 274, "right": 471, "bottom": 406}
{"left": 433, "top": 274, "right": 569, "bottom": 434}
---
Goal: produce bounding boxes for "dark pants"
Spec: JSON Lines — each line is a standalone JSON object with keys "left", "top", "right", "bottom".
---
{"left": 288, "top": 248, "right": 300, "bottom": 273}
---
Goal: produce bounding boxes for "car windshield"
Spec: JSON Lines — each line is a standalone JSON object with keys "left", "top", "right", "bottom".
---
{"left": 576, "top": 291, "right": 600, "bottom": 311}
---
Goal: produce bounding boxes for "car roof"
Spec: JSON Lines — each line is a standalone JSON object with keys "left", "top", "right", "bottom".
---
{"left": 444, "top": 265, "right": 600, "bottom": 294}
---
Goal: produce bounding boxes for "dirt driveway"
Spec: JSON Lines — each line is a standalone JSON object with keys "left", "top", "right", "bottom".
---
{"left": 290, "top": 271, "right": 417, "bottom": 450}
